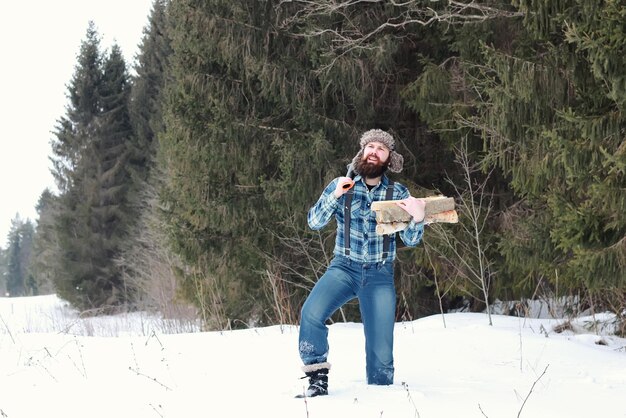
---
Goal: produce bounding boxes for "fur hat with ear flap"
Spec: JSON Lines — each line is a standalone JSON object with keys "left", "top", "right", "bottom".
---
{"left": 350, "top": 129, "right": 404, "bottom": 174}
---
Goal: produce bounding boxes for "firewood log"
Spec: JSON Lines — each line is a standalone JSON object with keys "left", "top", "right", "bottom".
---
{"left": 375, "top": 210, "right": 459, "bottom": 234}
{"left": 371, "top": 196, "right": 455, "bottom": 223}
{"left": 371, "top": 196, "right": 457, "bottom": 235}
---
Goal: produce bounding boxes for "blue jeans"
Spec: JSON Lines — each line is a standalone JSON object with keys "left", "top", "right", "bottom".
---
{"left": 299, "top": 256, "right": 396, "bottom": 385}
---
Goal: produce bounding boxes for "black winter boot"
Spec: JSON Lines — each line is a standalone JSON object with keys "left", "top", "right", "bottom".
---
{"left": 295, "top": 362, "right": 331, "bottom": 398}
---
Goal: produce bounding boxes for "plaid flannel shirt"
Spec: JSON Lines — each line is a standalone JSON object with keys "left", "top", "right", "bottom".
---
{"left": 308, "top": 174, "right": 424, "bottom": 263}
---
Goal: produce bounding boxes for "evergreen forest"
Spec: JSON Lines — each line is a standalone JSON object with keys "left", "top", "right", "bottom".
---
{"left": 1, "top": 0, "right": 624, "bottom": 333}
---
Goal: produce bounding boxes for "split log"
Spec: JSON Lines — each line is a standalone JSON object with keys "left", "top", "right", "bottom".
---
{"left": 371, "top": 196, "right": 455, "bottom": 223}
{"left": 371, "top": 195, "right": 457, "bottom": 235}
{"left": 375, "top": 210, "right": 459, "bottom": 234}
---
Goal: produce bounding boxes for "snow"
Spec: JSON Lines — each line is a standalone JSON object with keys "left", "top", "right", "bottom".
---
{"left": 1, "top": 295, "right": 624, "bottom": 417}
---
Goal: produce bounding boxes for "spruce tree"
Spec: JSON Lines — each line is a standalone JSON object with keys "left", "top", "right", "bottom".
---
{"left": 160, "top": 0, "right": 451, "bottom": 326}
{"left": 504, "top": 0, "right": 626, "bottom": 292}
{"left": 5, "top": 216, "right": 35, "bottom": 296}
{"left": 50, "top": 23, "right": 137, "bottom": 311}
{"left": 117, "top": 0, "right": 181, "bottom": 314}
{"left": 5, "top": 216, "right": 24, "bottom": 297}
{"left": 404, "top": 1, "right": 626, "bottom": 305}
{"left": 29, "top": 189, "right": 57, "bottom": 295}
{"left": 129, "top": 0, "right": 171, "bottom": 176}
{"left": 0, "top": 245, "right": 6, "bottom": 295}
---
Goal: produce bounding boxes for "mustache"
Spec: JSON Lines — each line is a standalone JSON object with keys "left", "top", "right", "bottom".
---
{"left": 355, "top": 157, "right": 388, "bottom": 177}
{"left": 363, "top": 154, "right": 382, "bottom": 164}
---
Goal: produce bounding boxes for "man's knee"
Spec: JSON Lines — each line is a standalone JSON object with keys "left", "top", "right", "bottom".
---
{"left": 300, "top": 299, "right": 325, "bottom": 326}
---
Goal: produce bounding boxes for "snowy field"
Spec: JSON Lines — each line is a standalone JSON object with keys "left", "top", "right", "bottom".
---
{"left": 0, "top": 294, "right": 624, "bottom": 418}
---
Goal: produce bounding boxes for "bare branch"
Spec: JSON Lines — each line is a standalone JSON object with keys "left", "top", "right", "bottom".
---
{"left": 426, "top": 136, "right": 495, "bottom": 323}
{"left": 278, "top": 0, "right": 524, "bottom": 60}
{"left": 517, "top": 365, "right": 549, "bottom": 418}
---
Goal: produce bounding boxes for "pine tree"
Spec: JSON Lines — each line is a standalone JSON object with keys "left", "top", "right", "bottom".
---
{"left": 120, "top": 0, "right": 174, "bottom": 293}
{"left": 5, "top": 216, "right": 24, "bottom": 297}
{"left": 159, "top": 0, "right": 453, "bottom": 326}
{"left": 117, "top": 0, "right": 183, "bottom": 315}
{"left": 403, "top": 0, "right": 626, "bottom": 305}
{"left": 473, "top": 2, "right": 625, "bottom": 293}
{"left": 0, "top": 245, "right": 6, "bottom": 295}
{"left": 161, "top": 0, "right": 343, "bottom": 324}
{"left": 50, "top": 23, "right": 137, "bottom": 311}
{"left": 29, "top": 189, "right": 57, "bottom": 295}
{"left": 129, "top": 0, "right": 171, "bottom": 177}
{"left": 5, "top": 216, "right": 35, "bottom": 296}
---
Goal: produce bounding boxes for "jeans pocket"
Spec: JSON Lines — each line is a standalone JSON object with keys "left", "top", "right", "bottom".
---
{"left": 331, "top": 255, "right": 351, "bottom": 270}
{"left": 379, "top": 262, "right": 394, "bottom": 277}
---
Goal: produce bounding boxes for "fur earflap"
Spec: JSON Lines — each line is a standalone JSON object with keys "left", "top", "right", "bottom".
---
{"left": 387, "top": 150, "right": 404, "bottom": 173}
{"left": 349, "top": 150, "right": 364, "bottom": 174}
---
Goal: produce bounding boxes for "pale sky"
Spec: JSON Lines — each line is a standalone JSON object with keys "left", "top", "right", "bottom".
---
{"left": 0, "top": 0, "right": 155, "bottom": 245}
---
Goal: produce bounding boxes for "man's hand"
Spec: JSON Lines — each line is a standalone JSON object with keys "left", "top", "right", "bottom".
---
{"left": 395, "top": 197, "right": 426, "bottom": 223}
{"left": 334, "top": 177, "right": 355, "bottom": 198}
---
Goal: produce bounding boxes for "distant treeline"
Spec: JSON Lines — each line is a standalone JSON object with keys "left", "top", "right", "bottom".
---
{"left": 1, "top": 0, "right": 624, "bottom": 331}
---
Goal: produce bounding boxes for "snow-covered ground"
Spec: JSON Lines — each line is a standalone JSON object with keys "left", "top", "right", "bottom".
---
{"left": 0, "top": 294, "right": 624, "bottom": 417}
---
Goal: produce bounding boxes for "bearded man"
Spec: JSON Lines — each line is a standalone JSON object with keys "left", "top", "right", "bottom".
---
{"left": 296, "top": 129, "right": 426, "bottom": 398}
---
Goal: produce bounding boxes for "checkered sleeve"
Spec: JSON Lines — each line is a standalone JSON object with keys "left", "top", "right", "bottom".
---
{"left": 396, "top": 185, "right": 424, "bottom": 247}
{"left": 400, "top": 219, "right": 424, "bottom": 246}
{"left": 307, "top": 179, "right": 340, "bottom": 230}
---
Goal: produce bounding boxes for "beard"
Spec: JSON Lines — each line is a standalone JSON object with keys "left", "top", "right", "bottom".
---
{"left": 355, "top": 155, "right": 388, "bottom": 178}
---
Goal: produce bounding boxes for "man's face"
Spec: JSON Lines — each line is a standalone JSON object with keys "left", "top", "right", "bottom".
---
{"left": 362, "top": 141, "right": 390, "bottom": 165}
{"left": 357, "top": 141, "right": 390, "bottom": 178}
